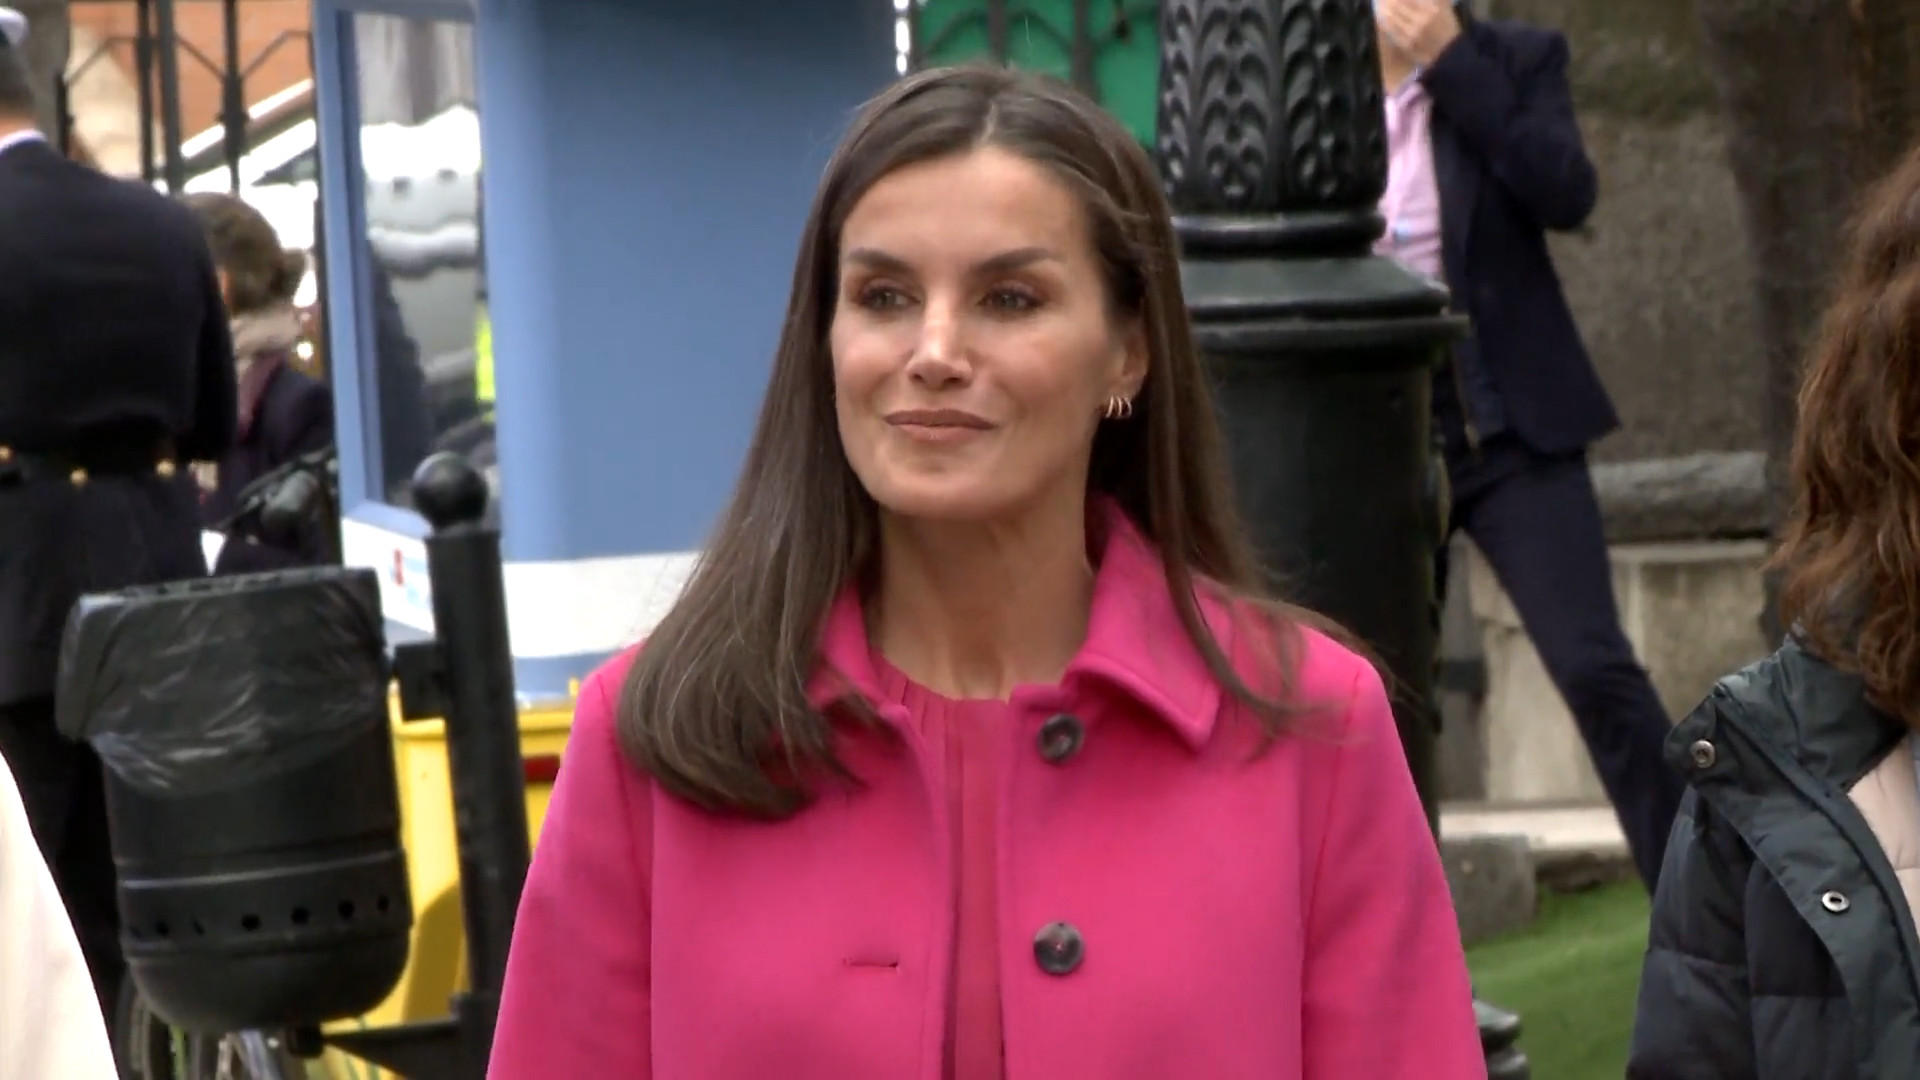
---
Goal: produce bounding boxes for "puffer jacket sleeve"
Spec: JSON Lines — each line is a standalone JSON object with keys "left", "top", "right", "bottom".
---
{"left": 1627, "top": 785, "right": 1758, "bottom": 1078}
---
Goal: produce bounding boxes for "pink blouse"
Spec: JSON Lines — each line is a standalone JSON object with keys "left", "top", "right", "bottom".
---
{"left": 875, "top": 658, "right": 1011, "bottom": 1080}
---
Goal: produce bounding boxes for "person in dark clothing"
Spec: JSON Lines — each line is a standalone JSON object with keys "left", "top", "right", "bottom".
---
{"left": 1627, "top": 142, "right": 1920, "bottom": 1078}
{"left": 1372, "top": 0, "right": 1685, "bottom": 891}
{"left": 182, "top": 192, "right": 337, "bottom": 572}
{"left": 0, "top": 6, "right": 236, "bottom": 1042}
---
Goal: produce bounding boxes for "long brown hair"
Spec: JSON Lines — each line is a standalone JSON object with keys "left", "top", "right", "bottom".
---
{"left": 1774, "top": 142, "right": 1920, "bottom": 728}
{"left": 619, "top": 65, "right": 1322, "bottom": 816}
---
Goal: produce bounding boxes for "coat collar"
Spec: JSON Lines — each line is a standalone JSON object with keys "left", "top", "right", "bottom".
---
{"left": 0, "top": 128, "right": 44, "bottom": 159}
{"left": 805, "top": 502, "right": 1227, "bottom": 750}
{"left": 0, "top": 131, "right": 52, "bottom": 171}
{"left": 1423, "top": 22, "right": 1504, "bottom": 297}
{"left": 1674, "top": 637, "right": 1907, "bottom": 795}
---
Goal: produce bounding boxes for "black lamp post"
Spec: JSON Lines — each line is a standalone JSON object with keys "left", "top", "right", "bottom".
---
{"left": 1153, "top": 2, "right": 1524, "bottom": 1075}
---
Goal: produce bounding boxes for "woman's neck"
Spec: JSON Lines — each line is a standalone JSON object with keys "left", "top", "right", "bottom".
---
{"left": 869, "top": 498, "right": 1097, "bottom": 701}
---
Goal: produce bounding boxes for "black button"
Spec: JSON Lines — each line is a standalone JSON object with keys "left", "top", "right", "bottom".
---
{"left": 1033, "top": 921, "right": 1084, "bottom": 976}
{"left": 1037, "top": 714, "right": 1085, "bottom": 763}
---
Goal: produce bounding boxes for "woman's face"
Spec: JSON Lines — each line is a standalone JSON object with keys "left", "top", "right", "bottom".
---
{"left": 830, "top": 145, "right": 1146, "bottom": 526}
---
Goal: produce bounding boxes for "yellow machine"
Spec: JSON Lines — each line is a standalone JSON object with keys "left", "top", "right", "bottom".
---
{"left": 314, "top": 692, "right": 577, "bottom": 1079}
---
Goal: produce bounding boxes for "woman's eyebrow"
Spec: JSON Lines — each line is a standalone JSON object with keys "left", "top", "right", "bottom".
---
{"left": 841, "top": 246, "right": 1062, "bottom": 276}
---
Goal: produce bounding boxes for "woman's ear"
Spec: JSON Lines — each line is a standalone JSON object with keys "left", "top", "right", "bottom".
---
{"left": 216, "top": 268, "right": 234, "bottom": 310}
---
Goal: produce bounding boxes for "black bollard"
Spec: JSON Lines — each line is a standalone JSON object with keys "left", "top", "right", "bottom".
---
{"left": 1154, "top": 2, "right": 1525, "bottom": 1075}
{"left": 412, "top": 452, "right": 532, "bottom": 1072}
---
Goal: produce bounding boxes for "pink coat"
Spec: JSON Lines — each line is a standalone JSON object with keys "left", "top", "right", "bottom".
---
{"left": 489, "top": 516, "right": 1484, "bottom": 1079}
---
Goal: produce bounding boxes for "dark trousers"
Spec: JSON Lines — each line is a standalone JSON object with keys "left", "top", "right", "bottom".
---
{"left": 1437, "top": 432, "right": 1686, "bottom": 890}
{"left": 0, "top": 696, "right": 124, "bottom": 1025}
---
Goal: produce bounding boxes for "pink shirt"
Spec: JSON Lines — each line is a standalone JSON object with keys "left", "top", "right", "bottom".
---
{"left": 1374, "top": 76, "right": 1444, "bottom": 283}
{"left": 875, "top": 657, "right": 1009, "bottom": 1079}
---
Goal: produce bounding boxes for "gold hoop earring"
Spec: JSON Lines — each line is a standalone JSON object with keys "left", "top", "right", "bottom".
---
{"left": 1103, "top": 395, "right": 1134, "bottom": 421}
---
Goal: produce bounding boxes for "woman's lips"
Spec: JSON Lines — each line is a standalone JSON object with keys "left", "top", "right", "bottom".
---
{"left": 885, "top": 408, "right": 993, "bottom": 445}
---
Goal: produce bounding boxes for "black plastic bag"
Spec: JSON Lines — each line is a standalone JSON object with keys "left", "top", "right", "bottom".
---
{"left": 55, "top": 567, "right": 389, "bottom": 798}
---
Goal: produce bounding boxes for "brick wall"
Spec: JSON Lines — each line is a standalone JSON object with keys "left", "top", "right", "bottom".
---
{"left": 69, "top": 0, "right": 312, "bottom": 142}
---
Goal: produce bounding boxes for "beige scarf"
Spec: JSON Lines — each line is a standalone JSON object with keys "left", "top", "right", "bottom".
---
{"left": 230, "top": 305, "right": 305, "bottom": 384}
{"left": 195, "top": 305, "right": 307, "bottom": 494}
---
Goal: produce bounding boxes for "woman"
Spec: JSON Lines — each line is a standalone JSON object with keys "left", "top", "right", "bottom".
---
{"left": 489, "top": 66, "right": 1481, "bottom": 1079}
{"left": 180, "top": 192, "right": 335, "bottom": 572}
{"left": 1628, "top": 145, "right": 1920, "bottom": 1077}
{"left": 0, "top": 756, "right": 117, "bottom": 1077}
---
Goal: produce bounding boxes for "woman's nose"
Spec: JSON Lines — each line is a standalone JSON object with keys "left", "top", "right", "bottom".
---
{"left": 904, "top": 301, "right": 970, "bottom": 386}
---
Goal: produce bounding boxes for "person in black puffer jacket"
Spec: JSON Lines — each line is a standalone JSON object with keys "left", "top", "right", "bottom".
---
{"left": 180, "top": 192, "right": 336, "bottom": 573}
{"left": 1628, "top": 143, "right": 1920, "bottom": 1078}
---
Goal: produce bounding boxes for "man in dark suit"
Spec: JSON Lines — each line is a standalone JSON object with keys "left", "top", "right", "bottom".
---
{"left": 0, "top": 6, "right": 237, "bottom": 1035}
{"left": 1373, "top": 0, "right": 1686, "bottom": 893}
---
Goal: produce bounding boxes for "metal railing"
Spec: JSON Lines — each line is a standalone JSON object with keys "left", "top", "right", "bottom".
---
{"left": 60, "top": 0, "right": 311, "bottom": 192}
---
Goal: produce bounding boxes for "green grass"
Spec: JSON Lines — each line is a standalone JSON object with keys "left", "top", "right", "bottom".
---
{"left": 1467, "top": 883, "right": 1652, "bottom": 1080}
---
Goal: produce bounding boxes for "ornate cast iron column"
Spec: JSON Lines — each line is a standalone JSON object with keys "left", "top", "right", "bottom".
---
{"left": 1159, "top": 0, "right": 1385, "bottom": 225}
{"left": 1157, "top": 0, "right": 1446, "bottom": 818}
{"left": 1155, "top": 3, "right": 1525, "bottom": 1076}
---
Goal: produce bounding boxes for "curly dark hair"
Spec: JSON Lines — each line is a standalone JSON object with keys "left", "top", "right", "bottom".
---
{"left": 178, "top": 192, "right": 307, "bottom": 315}
{"left": 1774, "top": 143, "right": 1920, "bottom": 727}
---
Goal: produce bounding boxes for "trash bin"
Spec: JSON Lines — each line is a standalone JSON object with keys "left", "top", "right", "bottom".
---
{"left": 57, "top": 567, "right": 413, "bottom": 1034}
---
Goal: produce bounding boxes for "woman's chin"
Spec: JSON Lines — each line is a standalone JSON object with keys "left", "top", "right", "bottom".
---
{"left": 866, "top": 476, "right": 1023, "bottom": 524}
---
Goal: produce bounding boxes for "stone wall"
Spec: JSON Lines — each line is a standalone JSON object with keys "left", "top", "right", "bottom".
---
{"left": 1437, "top": 457, "right": 1775, "bottom": 804}
{"left": 1468, "top": 536, "right": 1771, "bottom": 804}
{"left": 1481, "top": 0, "right": 1766, "bottom": 464}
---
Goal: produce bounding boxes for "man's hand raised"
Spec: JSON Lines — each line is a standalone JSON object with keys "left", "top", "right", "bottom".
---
{"left": 1376, "top": 0, "right": 1462, "bottom": 68}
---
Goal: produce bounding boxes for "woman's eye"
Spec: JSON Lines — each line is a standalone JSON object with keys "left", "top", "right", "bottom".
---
{"left": 856, "top": 286, "right": 911, "bottom": 311}
{"left": 984, "top": 289, "right": 1040, "bottom": 313}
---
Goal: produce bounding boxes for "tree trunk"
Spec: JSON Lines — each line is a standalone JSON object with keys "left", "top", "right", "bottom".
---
{"left": 12, "top": 0, "right": 68, "bottom": 140}
{"left": 1692, "top": 0, "right": 1918, "bottom": 639}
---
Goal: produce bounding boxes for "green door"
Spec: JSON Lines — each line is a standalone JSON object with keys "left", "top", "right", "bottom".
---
{"left": 909, "top": 0, "right": 1161, "bottom": 146}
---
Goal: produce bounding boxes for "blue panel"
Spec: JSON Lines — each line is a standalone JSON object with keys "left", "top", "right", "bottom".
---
{"left": 466, "top": 0, "right": 557, "bottom": 553}
{"left": 475, "top": 0, "right": 897, "bottom": 562}
{"left": 313, "top": 0, "right": 894, "bottom": 685}
{"left": 312, "top": 1, "right": 376, "bottom": 514}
